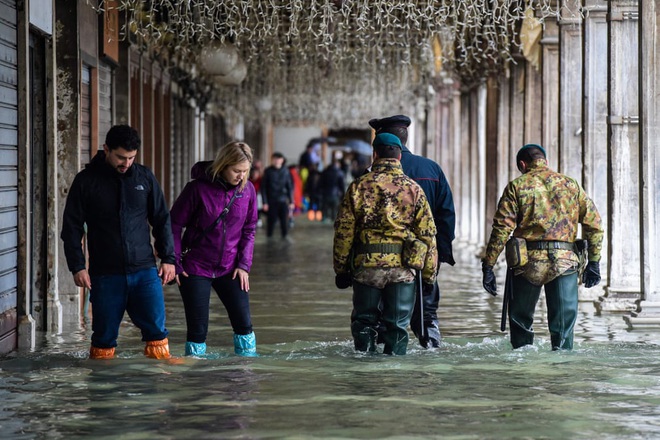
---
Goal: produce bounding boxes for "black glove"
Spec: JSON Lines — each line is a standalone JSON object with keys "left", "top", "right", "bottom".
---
{"left": 482, "top": 263, "right": 497, "bottom": 296}
{"left": 582, "top": 261, "right": 601, "bottom": 288}
{"left": 335, "top": 273, "right": 352, "bottom": 289}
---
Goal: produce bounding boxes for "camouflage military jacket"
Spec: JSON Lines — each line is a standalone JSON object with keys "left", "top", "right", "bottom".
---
{"left": 483, "top": 160, "right": 603, "bottom": 284}
{"left": 333, "top": 158, "right": 438, "bottom": 284}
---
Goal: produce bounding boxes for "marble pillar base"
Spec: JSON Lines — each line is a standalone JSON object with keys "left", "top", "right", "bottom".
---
{"left": 594, "top": 288, "right": 640, "bottom": 313}
{"left": 623, "top": 302, "right": 660, "bottom": 329}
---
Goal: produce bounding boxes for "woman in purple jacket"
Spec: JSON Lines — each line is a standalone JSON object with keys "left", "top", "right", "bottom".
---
{"left": 170, "top": 141, "right": 259, "bottom": 357}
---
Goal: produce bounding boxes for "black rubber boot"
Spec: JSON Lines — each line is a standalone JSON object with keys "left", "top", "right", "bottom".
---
{"left": 351, "top": 282, "right": 382, "bottom": 353}
{"left": 381, "top": 281, "right": 415, "bottom": 355}
{"left": 411, "top": 281, "right": 441, "bottom": 348}
{"left": 545, "top": 271, "right": 578, "bottom": 350}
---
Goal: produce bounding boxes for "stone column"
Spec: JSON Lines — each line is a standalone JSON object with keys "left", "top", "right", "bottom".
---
{"left": 583, "top": 1, "right": 610, "bottom": 303}
{"left": 476, "top": 84, "right": 487, "bottom": 248}
{"left": 558, "top": 2, "right": 583, "bottom": 181}
{"left": 451, "top": 90, "right": 463, "bottom": 244}
{"left": 597, "top": 0, "right": 641, "bottom": 312}
{"left": 55, "top": 0, "right": 83, "bottom": 330}
{"left": 458, "top": 94, "right": 472, "bottom": 248}
{"left": 468, "top": 90, "right": 480, "bottom": 248}
{"left": 624, "top": 0, "right": 660, "bottom": 328}
{"left": 509, "top": 62, "right": 526, "bottom": 182}
{"left": 541, "top": 19, "right": 560, "bottom": 169}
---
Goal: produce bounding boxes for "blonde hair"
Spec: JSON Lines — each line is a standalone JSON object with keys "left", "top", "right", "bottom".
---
{"left": 208, "top": 141, "right": 254, "bottom": 190}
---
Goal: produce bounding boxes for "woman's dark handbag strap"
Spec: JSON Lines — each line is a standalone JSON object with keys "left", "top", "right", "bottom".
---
{"left": 182, "top": 190, "right": 240, "bottom": 256}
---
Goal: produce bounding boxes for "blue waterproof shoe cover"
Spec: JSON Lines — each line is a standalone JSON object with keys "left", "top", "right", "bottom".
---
{"left": 184, "top": 341, "right": 207, "bottom": 356}
{"left": 233, "top": 332, "right": 258, "bottom": 357}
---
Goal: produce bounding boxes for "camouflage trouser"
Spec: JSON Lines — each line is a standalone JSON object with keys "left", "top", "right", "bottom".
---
{"left": 351, "top": 280, "right": 415, "bottom": 355}
{"left": 509, "top": 269, "right": 578, "bottom": 350}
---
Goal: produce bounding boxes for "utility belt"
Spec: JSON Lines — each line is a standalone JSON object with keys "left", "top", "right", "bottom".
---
{"left": 354, "top": 243, "right": 403, "bottom": 255}
{"left": 353, "top": 239, "right": 428, "bottom": 271}
{"left": 526, "top": 241, "right": 576, "bottom": 252}
{"left": 505, "top": 238, "right": 588, "bottom": 271}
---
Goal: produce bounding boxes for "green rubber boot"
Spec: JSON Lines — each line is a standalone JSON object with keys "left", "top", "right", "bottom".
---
{"left": 381, "top": 281, "right": 416, "bottom": 355}
{"left": 351, "top": 282, "right": 382, "bottom": 353}
{"left": 545, "top": 271, "right": 578, "bottom": 350}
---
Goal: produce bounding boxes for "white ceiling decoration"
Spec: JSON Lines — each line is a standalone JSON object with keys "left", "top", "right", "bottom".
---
{"left": 100, "top": 1, "right": 575, "bottom": 127}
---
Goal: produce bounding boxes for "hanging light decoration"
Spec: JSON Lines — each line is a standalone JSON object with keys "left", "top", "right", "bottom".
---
{"left": 199, "top": 42, "right": 239, "bottom": 76}
{"left": 97, "top": 0, "right": 573, "bottom": 126}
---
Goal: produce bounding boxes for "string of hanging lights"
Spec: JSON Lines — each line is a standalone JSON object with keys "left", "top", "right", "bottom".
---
{"left": 97, "top": 1, "right": 575, "bottom": 127}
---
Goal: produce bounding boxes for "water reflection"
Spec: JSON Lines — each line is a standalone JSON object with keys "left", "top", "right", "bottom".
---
{"left": 2, "top": 220, "right": 660, "bottom": 439}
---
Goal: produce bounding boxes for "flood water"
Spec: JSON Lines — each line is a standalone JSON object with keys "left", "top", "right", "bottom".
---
{"left": 2, "top": 219, "right": 660, "bottom": 439}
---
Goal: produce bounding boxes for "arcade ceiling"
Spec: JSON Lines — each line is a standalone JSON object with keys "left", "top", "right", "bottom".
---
{"left": 102, "top": 1, "right": 574, "bottom": 126}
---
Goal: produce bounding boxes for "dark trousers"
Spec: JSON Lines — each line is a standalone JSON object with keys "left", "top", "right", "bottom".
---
{"left": 352, "top": 280, "right": 415, "bottom": 355}
{"left": 179, "top": 273, "right": 253, "bottom": 343}
{"left": 509, "top": 270, "right": 578, "bottom": 350}
{"left": 410, "top": 280, "right": 441, "bottom": 343}
{"left": 322, "top": 196, "right": 340, "bottom": 222}
{"left": 266, "top": 200, "right": 290, "bottom": 238}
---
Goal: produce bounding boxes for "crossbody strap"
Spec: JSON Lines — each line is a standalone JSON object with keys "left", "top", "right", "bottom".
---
{"left": 182, "top": 189, "right": 240, "bottom": 256}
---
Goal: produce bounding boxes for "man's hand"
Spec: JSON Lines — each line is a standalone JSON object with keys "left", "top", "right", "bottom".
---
{"left": 263, "top": 203, "right": 269, "bottom": 213}
{"left": 335, "top": 273, "right": 352, "bottom": 289}
{"left": 482, "top": 263, "right": 497, "bottom": 296}
{"left": 73, "top": 269, "right": 92, "bottom": 289}
{"left": 582, "top": 261, "right": 601, "bottom": 288}
{"left": 159, "top": 263, "right": 176, "bottom": 286}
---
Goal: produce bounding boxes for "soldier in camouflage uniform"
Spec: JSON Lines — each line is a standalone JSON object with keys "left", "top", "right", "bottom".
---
{"left": 333, "top": 133, "right": 438, "bottom": 355}
{"left": 482, "top": 144, "right": 604, "bottom": 350}
{"left": 369, "top": 114, "right": 456, "bottom": 348}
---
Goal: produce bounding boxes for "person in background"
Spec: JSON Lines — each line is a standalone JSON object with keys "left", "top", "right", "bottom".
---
{"left": 61, "top": 124, "right": 175, "bottom": 360}
{"left": 305, "top": 162, "right": 324, "bottom": 221}
{"left": 319, "top": 158, "right": 345, "bottom": 223}
{"left": 289, "top": 163, "right": 304, "bottom": 216}
{"left": 482, "top": 144, "right": 603, "bottom": 350}
{"left": 249, "top": 161, "right": 263, "bottom": 228}
{"left": 369, "top": 114, "right": 456, "bottom": 348}
{"left": 333, "top": 133, "right": 438, "bottom": 355}
{"left": 261, "top": 152, "right": 295, "bottom": 242}
{"left": 298, "top": 140, "right": 321, "bottom": 187}
{"left": 170, "top": 141, "right": 259, "bottom": 357}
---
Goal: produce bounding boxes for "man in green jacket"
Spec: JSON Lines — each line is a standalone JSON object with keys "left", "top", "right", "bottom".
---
{"left": 482, "top": 144, "right": 603, "bottom": 350}
{"left": 333, "top": 133, "right": 438, "bottom": 355}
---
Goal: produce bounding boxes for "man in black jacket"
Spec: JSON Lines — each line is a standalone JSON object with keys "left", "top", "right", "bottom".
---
{"left": 369, "top": 115, "right": 456, "bottom": 348}
{"left": 261, "top": 152, "right": 295, "bottom": 241}
{"left": 61, "top": 125, "right": 176, "bottom": 360}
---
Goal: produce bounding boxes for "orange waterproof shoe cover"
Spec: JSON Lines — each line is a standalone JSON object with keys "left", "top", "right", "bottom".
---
{"left": 307, "top": 210, "right": 316, "bottom": 221}
{"left": 89, "top": 346, "right": 115, "bottom": 360}
{"left": 144, "top": 338, "right": 172, "bottom": 359}
{"left": 315, "top": 210, "right": 323, "bottom": 221}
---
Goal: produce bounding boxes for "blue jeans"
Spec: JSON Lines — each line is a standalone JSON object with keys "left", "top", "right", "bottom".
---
{"left": 179, "top": 273, "right": 253, "bottom": 343}
{"left": 89, "top": 267, "right": 168, "bottom": 348}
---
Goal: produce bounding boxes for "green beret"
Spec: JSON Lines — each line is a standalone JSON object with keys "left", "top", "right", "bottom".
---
{"left": 372, "top": 133, "right": 402, "bottom": 149}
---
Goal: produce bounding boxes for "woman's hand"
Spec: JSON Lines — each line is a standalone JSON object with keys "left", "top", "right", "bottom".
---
{"left": 172, "top": 271, "right": 188, "bottom": 286}
{"left": 233, "top": 268, "right": 250, "bottom": 292}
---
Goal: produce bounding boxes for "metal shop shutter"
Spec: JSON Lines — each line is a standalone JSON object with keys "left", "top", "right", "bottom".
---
{"left": 98, "top": 62, "right": 113, "bottom": 147}
{"left": 0, "top": 0, "right": 19, "bottom": 316}
{"left": 80, "top": 64, "right": 92, "bottom": 168}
